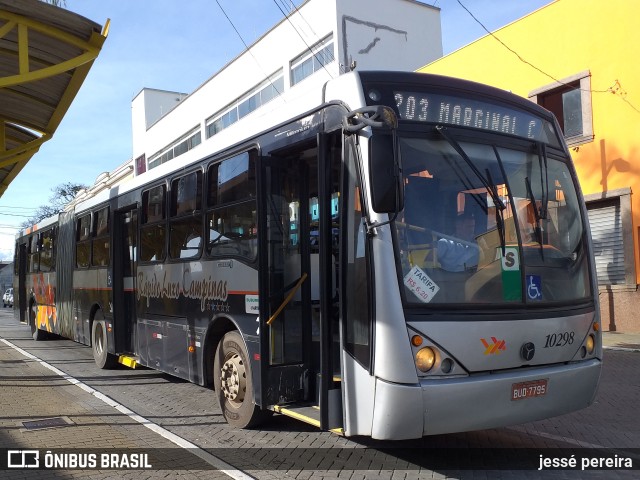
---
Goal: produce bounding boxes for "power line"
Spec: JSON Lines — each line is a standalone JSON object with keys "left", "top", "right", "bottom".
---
{"left": 214, "top": 0, "right": 284, "bottom": 99}
{"left": 610, "top": 80, "right": 640, "bottom": 115}
{"left": 455, "top": 0, "right": 610, "bottom": 93}
{"left": 281, "top": 0, "right": 319, "bottom": 43}
{"left": 455, "top": 0, "right": 640, "bottom": 113}
{"left": 277, "top": 0, "right": 340, "bottom": 73}
{"left": 0, "top": 212, "right": 32, "bottom": 218}
{"left": 0, "top": 205, "right": 36, "bottom": 211}
{"left": 271, "top": 0, "right": 335, "bottom": 80}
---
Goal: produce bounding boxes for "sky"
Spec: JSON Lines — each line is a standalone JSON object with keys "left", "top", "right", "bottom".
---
{"left": 0, "top": 0, "right": 552, "bottom": 260}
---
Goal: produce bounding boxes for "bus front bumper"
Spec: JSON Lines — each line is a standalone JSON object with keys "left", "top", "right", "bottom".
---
{"left": 371, "top": 358, "right": 601, "bottom": 439}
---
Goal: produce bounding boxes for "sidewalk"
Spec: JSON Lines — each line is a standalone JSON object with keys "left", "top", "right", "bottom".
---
{"left": 0, "top": 335, "right": 227, "bottom": 478}
{"left": 602, "top": 331, "right": 640, "bottom": 351}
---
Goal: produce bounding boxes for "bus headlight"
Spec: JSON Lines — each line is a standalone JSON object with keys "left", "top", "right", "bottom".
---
{"left": 415, "top": 347, "right": 436, "bottom": 372}
{"left": 586, "top": 334, "right": 595, "bottom": 355}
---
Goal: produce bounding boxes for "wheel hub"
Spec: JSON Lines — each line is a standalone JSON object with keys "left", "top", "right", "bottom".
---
{"left": 220, "top": 353, "right": 246, "bottom": 404}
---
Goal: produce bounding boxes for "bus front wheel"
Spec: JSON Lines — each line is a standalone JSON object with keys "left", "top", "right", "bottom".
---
{"left": 213, "top": 331, "right": 269, "bottom": 428}
{"left": 92, "top": 314, "right": 117, "bottom": 369}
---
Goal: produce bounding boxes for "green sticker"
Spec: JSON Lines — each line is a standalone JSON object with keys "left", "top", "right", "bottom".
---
{"left": 500, "top": 247, "right": 521, "bottom": 301}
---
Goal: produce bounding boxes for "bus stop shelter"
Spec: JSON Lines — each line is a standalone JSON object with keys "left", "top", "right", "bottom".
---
{"left": 0, "top": 0, "right": 107, "bottom": 199}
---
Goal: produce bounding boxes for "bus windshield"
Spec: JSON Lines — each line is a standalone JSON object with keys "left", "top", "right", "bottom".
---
{"left": 395, "top": 132, "right": 592, "bottom": 306}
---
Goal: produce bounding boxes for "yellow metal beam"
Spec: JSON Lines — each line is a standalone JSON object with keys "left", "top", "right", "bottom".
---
{"left": 17, "top": 22, "right": 28, "bottom": 75}
{"left": 0, "top": 50, "right": 102, "bottom": 89}
{"left": 0, "top": 9, "right": 105, "bottom": 51}
{"left": 0, "top": 19, "right": 15, "bottom": 38}
{"left": 0, "top": 5, "right": 108, "bottom": 198}
{"left": 0, "top": 158, "right": 30, "bottom": 196}
{"left": 0, "top": 136, "right": 48, "bottom": 168}
{"left": 0, "top": 9, "right": 106, "bottom": 89}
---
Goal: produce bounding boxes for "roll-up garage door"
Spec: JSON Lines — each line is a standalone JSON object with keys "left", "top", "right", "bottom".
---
{"left": 587, "top": 199, "right": 625, "bottom": 285}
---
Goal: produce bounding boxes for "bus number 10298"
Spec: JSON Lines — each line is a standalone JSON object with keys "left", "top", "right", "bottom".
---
{"left": 544, "top": 332, "right": 575, "bottom": 348}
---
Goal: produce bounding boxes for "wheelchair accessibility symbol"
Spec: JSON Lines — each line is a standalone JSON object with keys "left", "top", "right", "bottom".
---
{"left": 526, "top": 275, "right": 542, "bottom": 300}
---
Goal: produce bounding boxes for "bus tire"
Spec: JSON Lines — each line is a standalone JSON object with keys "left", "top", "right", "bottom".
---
{"left": 29, "top": 301, "right": 46, "bottom": 341}
{"left": 213, "top": 331, "right": 269, "bottom": 428}
{"left": 92, "top": 317, "right": 117, "bottom": 369}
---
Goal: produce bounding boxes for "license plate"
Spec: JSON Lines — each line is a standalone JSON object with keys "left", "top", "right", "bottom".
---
{"left": 511, "top": 379, "right": 548, "bottom": 401}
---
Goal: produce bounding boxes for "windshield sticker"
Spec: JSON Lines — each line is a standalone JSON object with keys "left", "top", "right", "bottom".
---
{"left": 500, "top": 247, "right": 520, "bottom": 271}
{"left": 497, "top": 247, "right": 522, "bottom": 301}
{"left": 404, "top": 265, "right": 440, "bottom": 303}
{"left": 527, "top": 275, "right": 542, "bottom": 300}
{"left": 245, "top": 294, "right": 259, "bottom": 314}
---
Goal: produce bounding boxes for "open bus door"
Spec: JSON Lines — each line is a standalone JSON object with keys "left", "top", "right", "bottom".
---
{"left": 16, "top": 242, "right": 27, "bottom": 323}
{"left": 112, "top": 207, "right": 138, "bottom": 355}
{"left": 259, "top": 132, "right": 343, "bottom": 431}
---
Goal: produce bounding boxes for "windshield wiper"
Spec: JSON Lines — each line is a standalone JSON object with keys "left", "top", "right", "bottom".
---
{"left": 525, "top": 175, "right": 545, "bottom": 259}
{"left": 521, "top": 142, "right": 550, "bottom": 259}
{"left": 537, "top": 142, "right": 549, "bottom": 220}
{"left": 437, "top": 126, "right": 506, "bottom": 211}
{"left": 525, "top": 176, "right": 542, "bottom": 227}
{"left": 437, "top": 125, "right": 507, "bottom": 254}
{"left": 486, "top": 166, "right": 506, "bottom": 256}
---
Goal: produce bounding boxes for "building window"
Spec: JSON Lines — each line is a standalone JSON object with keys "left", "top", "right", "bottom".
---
{"left": 205, "top": 71, "right": 283, "bottom": 139}
{"left": 584, "top": 188, "right": 635, "bottom": 287}
{"left": 148, "top": 127, "right": 202, "bottom": 170}
{"left": 290, "top": 35, "right": 334, "bottom": 86}
{"left": 135, "top": 154, "right": 146, "bottom": 175}
{"left": 529, "top": 71, "right": 593, "bottom": 147}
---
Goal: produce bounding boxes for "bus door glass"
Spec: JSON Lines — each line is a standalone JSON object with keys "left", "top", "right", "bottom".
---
{"left": 260, "top": 132, "right": 342, "bottom": 429}
{"left": 261, "top": 154, "right": 311, "bottom": 404}
{"left": 17, "top": 241, "right": 27, "bottom": 322}
{"left": 113, "top": 207, "right": 138, "bottom": 353}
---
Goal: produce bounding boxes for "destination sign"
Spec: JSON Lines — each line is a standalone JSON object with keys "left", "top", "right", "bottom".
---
{"left": 393, "top": 90, "right": 555, "bottom": 144}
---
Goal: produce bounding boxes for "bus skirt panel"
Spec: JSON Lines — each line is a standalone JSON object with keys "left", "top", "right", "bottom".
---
{"left": 369, "top": 359, "right": 601, "bottom": 439}
{"left": 419, "top": 359, "right": 601, "bottom": 436}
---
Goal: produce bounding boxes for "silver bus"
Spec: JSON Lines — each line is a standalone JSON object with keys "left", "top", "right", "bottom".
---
{"left": 14, "top": 71, "right": 601, "bottom": 439}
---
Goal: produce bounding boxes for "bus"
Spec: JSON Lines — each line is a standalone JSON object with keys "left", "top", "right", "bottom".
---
{"left": 13, "top": 71, "right": 602, "bottom": 440}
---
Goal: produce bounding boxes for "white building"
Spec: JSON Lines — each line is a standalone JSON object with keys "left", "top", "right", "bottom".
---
{"left": 129, "top": 0, "right": 442, "bottom": 176}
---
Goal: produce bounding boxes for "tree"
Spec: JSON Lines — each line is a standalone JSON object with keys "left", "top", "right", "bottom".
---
{"left": 22, "top": 182, "right": 87, "bottom": 228}
{"left": 41, "top": 0, "right": 67, "bottom": 7}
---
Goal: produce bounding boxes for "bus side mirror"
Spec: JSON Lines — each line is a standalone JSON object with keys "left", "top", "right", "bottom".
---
{"left": 369, "top": 134, "right": 404, "bottom": 214}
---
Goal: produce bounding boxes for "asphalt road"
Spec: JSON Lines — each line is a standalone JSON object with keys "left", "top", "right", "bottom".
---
{"left": 0, "top": 308, "right": 638, "bottom": 479}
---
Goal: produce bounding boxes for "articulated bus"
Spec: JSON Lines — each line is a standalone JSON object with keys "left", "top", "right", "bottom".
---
{"left": 14, "top": 71, "right": 601, "bottom": 439}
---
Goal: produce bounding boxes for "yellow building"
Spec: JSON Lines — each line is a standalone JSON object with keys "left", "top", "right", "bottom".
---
{"left": 419, "top": 0, "right": 640, "bottom": 332}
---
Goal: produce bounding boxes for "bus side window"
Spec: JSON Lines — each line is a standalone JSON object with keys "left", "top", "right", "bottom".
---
{"left": 76, "top": 214, "right": 91, "bottom": 268}
{"left": 206, "top": 152, "right": 257, "bottom": 259}
{"left": 169, "top": 171, "right": 203, "bottom": 260}
{"left": 140, "top": 185, "right": 167, "bottom": 262}
{"left": 39, "top": 228, "right": 56, "bottom": 272}
{"left": 28, "top": 234, "right": 39, "bottom": 273}
{"left": 91, "top": 207, "right": 110, "bottom": 267}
